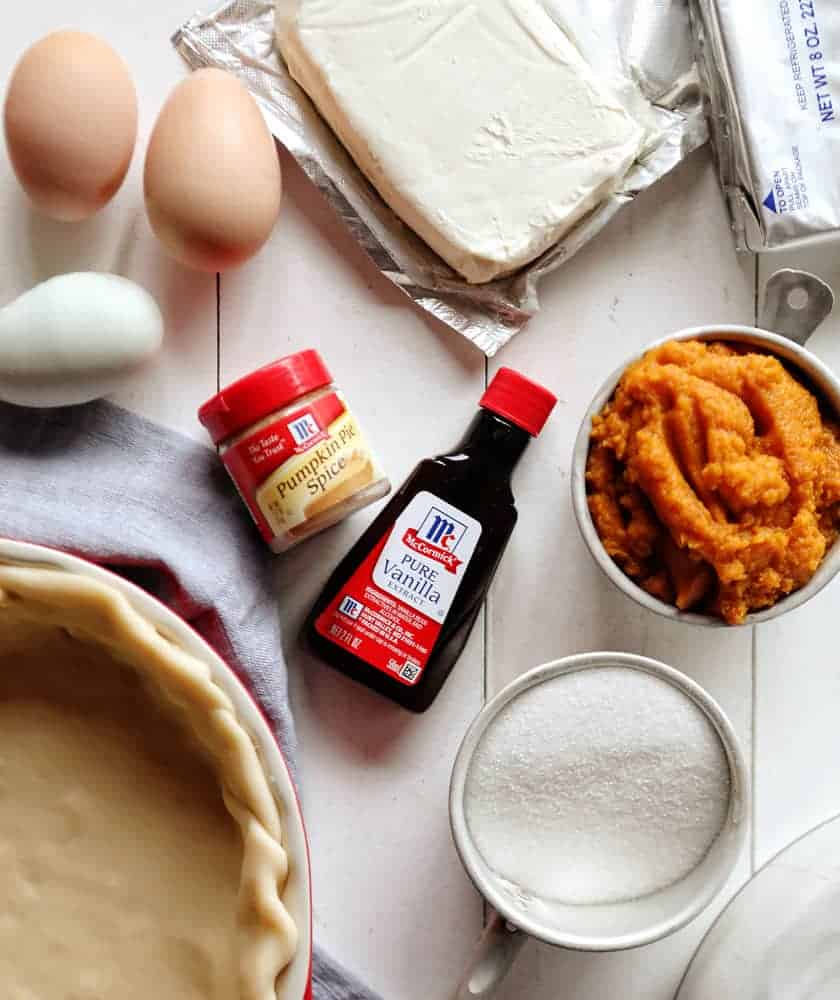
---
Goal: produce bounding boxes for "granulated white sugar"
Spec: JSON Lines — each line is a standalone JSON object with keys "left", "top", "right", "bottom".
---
{"left": 464, "top": 666, "right": 730, "bottom": 905}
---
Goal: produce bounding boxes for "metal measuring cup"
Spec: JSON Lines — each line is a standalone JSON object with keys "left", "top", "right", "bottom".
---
{"left": 448, "top": 653, "right": 748, "bottom": 999}
{"left": 571, "top": 269, "right": 838, "bottom": 626}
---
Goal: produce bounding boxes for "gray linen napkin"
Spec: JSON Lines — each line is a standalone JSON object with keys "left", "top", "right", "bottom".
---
{"left": 0, "top": 398, "right": 381, "bottom": 1000}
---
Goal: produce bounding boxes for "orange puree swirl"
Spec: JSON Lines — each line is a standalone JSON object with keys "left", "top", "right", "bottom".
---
{"left": 586, "top": 340, "right": 840, "bottom": 624}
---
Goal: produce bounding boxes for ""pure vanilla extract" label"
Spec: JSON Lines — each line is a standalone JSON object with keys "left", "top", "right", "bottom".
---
{"left": 314, "top": 492, "right": 481, "bottom": 685}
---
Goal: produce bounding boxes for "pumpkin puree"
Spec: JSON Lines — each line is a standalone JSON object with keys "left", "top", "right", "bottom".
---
{"left": 586, "top": 340, "right": 840, "bottom": 624}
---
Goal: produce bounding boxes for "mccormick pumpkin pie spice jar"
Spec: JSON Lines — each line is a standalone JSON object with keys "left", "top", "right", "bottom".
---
{"left": 199, "top": 350, "right": 390, "bottom": 552}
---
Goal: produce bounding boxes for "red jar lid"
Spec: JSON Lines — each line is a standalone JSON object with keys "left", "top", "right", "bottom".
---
{"left": 479, "top": 367, "right": 557, "bottom": 437}
{"left": 199, "top": 350, "right": 333, "bottom": 444}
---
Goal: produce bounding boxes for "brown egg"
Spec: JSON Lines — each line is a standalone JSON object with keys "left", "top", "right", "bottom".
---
{"left": 4, "top": 31, "right": 137, "bottom": 222}
{"left": 144, "top": 69, "right": 283, "bottom": 272}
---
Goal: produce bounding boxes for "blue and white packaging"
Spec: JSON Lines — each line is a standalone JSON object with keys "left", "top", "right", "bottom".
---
{"left": 693, "top": 0, "right": 840, "bottom": 251}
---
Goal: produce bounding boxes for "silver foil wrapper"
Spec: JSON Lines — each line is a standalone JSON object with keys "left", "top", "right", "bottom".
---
{"left": 692, "top": 0, "right": 840, "bottom": 253}
{"left": 174, "top": 1, "right": 707, "bottom": 356}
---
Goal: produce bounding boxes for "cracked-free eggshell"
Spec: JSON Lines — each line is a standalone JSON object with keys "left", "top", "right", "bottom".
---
{"left": 4, "top": 31, "right": 138, "bottom": 222}
{"left": 144, "top": 69, "right": 283, "bottom": 272}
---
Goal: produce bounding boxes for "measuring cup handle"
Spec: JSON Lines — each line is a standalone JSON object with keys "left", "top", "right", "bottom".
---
{"left": 452, "top": 910, "right": 527, "bottom": 1000}
{"left": 760, "top": 268, "right": 834, "bottom": 345}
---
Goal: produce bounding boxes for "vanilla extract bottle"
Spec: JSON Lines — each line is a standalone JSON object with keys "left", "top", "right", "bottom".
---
{"left": 305, "top": 368, "right": 557, "bottom": 712}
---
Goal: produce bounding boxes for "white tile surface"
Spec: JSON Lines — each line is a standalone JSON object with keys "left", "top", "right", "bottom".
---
{"left": 220, "top": 147, "right": 486, "bottom": 997}
{"left": 753, "top": 246, "right": 840, "bottom": 868}
{"left": 3, "top": 3, "right": 840, "bottom": 998}
{"left": 486, "top": 150, "right": 756, "bottom": 1000}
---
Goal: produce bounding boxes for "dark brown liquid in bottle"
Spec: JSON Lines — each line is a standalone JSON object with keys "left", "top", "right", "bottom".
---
{"left": 305, "top": 409, "right": 531, "bottom": 711}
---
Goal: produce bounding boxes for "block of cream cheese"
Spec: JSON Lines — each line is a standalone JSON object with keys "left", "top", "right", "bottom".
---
{"left": 276, "top": 0, "right": 645, "bottom": 283}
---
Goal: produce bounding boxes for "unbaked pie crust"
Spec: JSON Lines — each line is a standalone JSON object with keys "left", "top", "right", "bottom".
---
{"left": 0, "top": 561, "right": 297, "bottom": 999}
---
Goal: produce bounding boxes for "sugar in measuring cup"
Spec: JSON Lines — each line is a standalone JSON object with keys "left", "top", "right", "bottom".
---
{"left": 448, "top": 653, "right": 747, "bottom": 998}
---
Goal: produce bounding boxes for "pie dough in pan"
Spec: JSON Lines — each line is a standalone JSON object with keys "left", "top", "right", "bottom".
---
{"left": 0, "top": 546, "right": 311, "bottom": 1000}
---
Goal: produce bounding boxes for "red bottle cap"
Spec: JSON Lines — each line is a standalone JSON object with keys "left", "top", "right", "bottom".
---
{"left": 198, "top": 350, "right": 333, "bottom": 444}
{"left": 479, "top": 367, "right": 557, "bottom": 437}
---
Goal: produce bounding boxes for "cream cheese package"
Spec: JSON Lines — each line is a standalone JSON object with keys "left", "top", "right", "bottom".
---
{"left": 276, "top": 0, "right": 645, "bottom": 284}
{"left": 692, "top": 0, "right": 840, "bottom": 251}
{"left": 174, "top": 1, "right": 707, "bottom": 354}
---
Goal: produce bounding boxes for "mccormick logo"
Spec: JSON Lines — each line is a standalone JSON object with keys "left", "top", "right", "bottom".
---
{"left": 288, "top": 412, "right": 321, "bottom": 448}
{"left": 402, "top": 507, "right": 467, "bottom": 574}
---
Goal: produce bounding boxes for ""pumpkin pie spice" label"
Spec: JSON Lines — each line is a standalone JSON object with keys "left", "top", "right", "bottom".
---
{"left": 222, "top": 391, "right": 385, "bottom": 546}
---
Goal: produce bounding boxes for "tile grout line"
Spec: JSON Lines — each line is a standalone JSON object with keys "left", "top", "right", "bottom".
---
{"left": 482, "top": 354, "right": 489, "bottom": 708}
{"left": 750, "top": 625, "right": 758, "bottom": 874}
{"left": 216, "top": 273, "right": 221, "bottom": 392}
{"left": 483, "top": 591, "right": 489, "bottom": 705}
{"left": 751, "top": 253, "right": 759, "bottom": 876}
{"left": 482, "top": 355, "right": 489, "bottom": 931}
